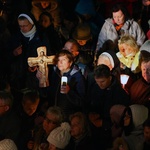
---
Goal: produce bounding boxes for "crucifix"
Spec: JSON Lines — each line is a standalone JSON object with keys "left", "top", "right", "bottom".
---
{"left": 28, "top": 46, "right": 55, "bottom": 87}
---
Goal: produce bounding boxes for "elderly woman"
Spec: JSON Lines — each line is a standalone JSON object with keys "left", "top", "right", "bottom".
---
{"left": 47, "top": 50, "right": 85, "bottom": 120}
{"left": 96, "top": 3, "right": 145, "bottom": 52}
{"left": 66, "top": 112, "right": 93, "bottom": 150}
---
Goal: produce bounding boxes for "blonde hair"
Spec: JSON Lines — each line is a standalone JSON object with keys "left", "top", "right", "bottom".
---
{"left": 118, "top": 35, "right": 139, "bottom": 54}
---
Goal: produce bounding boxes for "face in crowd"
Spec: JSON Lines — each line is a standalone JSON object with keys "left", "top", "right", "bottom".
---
{"left": 18, "top": 18, "right": 33, "bottom": 33}
{"left": 141, "top": 61, "right": 150, "bottom": 83}
{"left": 113, "top": 10, "right": 125, "bottom": 25}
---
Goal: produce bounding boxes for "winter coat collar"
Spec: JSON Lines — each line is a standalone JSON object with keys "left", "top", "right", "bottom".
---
{"left": 105, "top": 18, "right": 134, "bottom": 30}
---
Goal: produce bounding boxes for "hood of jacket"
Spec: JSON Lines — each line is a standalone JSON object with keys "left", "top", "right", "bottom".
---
{"left": 129, "top": 104, "right": 148, "bottom": 128}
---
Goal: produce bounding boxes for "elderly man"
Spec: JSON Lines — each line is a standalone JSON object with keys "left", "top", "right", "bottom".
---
{"left": 130, "top": 57, "right": 150, "bottom": 106}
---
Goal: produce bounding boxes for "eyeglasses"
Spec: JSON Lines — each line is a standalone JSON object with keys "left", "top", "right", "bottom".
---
{"left": 19, "top": 23, "right": 30, "bottom": 28}
{"left": 44, "top": 117, "right": 58, "bottom": 125}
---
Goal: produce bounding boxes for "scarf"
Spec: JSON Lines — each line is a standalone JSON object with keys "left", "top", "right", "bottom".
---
{"left": 116, "top": 51, "right": 141, "bottom": 73}
{"left": 113, "top": 20, "right": 124, "bottom": 31}
{"left": 21, "top": 25, "right": 36, "bottom": 41}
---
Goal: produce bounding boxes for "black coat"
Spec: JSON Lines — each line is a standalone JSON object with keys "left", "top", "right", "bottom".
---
{"left": 86, "top": 73, "right": 130, "bottom": 128}
{"left": 49, "top": 65, "right": 86, "bottom": 120}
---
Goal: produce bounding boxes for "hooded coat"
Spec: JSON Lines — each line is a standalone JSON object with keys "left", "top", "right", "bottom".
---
{"left": 123, "top": 104, "right": 149, "bottom": 150}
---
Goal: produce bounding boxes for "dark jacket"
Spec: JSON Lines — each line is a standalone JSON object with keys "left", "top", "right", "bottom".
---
{"left": 66, "top": 133, "right": 93, "bottom": 150}
{"left": 0, "top": 109, "right": 20, "bottom": 145}
{"left": 8, "top": 29, "right": 50, "bottom": 90}
{"left": 86, "top": 73, "right": 130, "bottom": 128}
{"left": 49, "top": 65, "right": 86, "bottom": 120}
{"left": 130, "top": 77, "right": 150, "bottom": 106}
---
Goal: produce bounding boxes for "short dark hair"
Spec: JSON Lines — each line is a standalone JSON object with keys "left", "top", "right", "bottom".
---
{"left": 111, "top": 3, "right": 130, "bottom": 21}
{"left": 53, "top": 50, "right": 74, "bottom": 65}
{"left": 94, "top": 64, "right": 111, "bottom": 78}
{"left": 22, "top": 89, "right": 39, "bottom": 104}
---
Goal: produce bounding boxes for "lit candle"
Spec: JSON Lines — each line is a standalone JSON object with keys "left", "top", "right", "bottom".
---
{"left": 120, "top": 74, "right": 129, "bottom": 88}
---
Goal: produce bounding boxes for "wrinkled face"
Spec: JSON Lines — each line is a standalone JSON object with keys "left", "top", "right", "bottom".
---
{"left": 18, "top": 19, "right": 33, "bottom": 33}
{"left": 113, "top": 10, "right": 125, "bottom": 25}
{"left": 76, "top": 39, "right": 87, "bottom": 46}
{"left": 142, "top": 0, "right": 150, "bottom": 6}
{"left": 123, "top": 112, "right": 131, "bottom": 127}
{"left": 95, "top": 76, "right": 112, "bottom": 89}
{"left": 97, "top": 56, "right": 113, "bottom": 70}
{"left": 40, "top": 15, "right": 51, "bottom": 28}
{"left": 141, "top": 61, "right": 150, "bottom": 83}
{"left": 43, "top": 113, "right": 59, "bottom": 135}
{"left": 118, "top": 43, "right": 135, "bottom": 57}
{"left": 57, "top": 55, "right": 72, "bottom": 73}
{"left": 144, "top": 126, "right": 150, "bottom": 143}
{"left": 70, "top": 116, "right": 83, "bottom": 139}
{"left": 41, "top": 2, "right": 50, "bottom": 8}
{"left": 22, "top": 99, "right": 39, "bottom": 116}
{"left": 63, "top": 42, "right": 79, "bottom": 57}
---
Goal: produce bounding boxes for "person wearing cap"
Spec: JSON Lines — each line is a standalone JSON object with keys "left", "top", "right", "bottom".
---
{"left": 72, "top": 22, "right": 97, "bottom": 71}
{"left": 8, "top": 12, "right": 51, "bottom": 90}
{"left": 96, "top": 3, "right": 145, "bottom": 52}
{"left": 0, "top": 139, "right": 18, "bottom": 150}
{"left": 47, "top": 122, "right": 71, "bottom": 150}
{"left": 86, "top": 64, "right": 130, "bottom": 149}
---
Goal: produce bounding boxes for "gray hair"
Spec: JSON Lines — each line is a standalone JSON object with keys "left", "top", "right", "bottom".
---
{"left": 46, "top": 106, "right": 64, "bottom": 124}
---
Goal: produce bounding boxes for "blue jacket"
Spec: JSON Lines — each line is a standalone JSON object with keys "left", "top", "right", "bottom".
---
{"left": 49, "top": 65, "right": 86, "bottom": 120}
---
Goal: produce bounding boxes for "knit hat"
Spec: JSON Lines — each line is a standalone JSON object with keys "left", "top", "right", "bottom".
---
{"left": 47, "top": 122, "right": 71, "bottom": 149}
{"left": 0, "top": 139, "right": 17, "bottom": 150}
{"left": 140, "top": 40, "right": 150, "bottom": 53}
{"left": 72, "top": 23, "right": 92, "bottom": 40}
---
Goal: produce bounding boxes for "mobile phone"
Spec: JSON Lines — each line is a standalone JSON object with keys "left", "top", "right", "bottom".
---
{"left": 61, "top": 76, "right": 68, "bottom": 86}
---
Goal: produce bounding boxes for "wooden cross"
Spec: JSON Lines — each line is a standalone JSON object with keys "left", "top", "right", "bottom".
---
{"left": 28, "top": 46, "right": 55, "bottom": 87}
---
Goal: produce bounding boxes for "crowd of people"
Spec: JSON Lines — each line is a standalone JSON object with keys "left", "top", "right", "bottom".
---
{"left": 0, "top": 0, "right": 150, "bottom": 150}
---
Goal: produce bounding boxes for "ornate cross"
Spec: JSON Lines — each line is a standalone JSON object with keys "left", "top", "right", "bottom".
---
{"left": 28, "top": 46, "right": 55, "bottom": 87}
